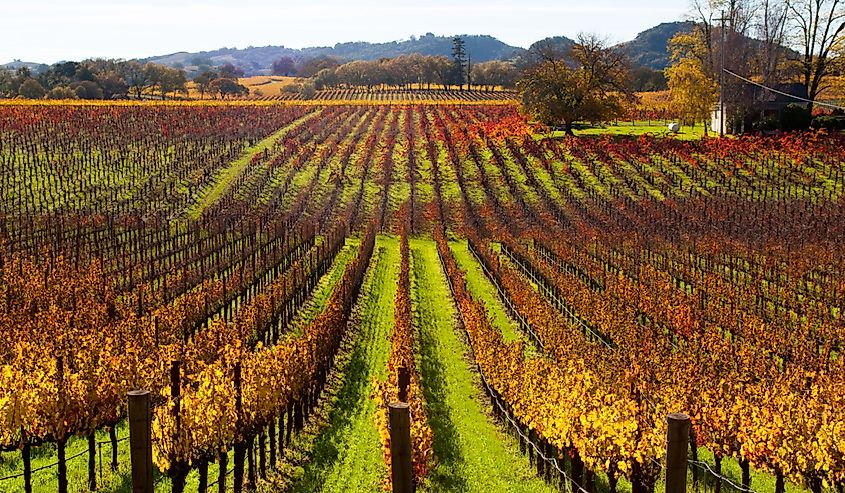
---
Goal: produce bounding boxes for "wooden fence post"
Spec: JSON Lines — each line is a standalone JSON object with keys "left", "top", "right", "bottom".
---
{"left": 388, "top": 402, "right": 413, "bottom": 493}
{"left": 665, "top": 413, "right": 690, "bottom": 493}
{"left": 127, "top": 390, "right": 153, "bottom": 493}
{"left": 397, "top": 366, "right": 410, "bottom": 403}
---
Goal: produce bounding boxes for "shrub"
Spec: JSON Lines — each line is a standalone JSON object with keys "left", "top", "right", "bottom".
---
{"left": 811, "top": 116, "right": 845, "bottom": 131}
{"left": 780, "top": 104, "right": 811, "bottom": 131}
{"left": 47, "top": 86, "right": 79, "bottom": 100}
{"left": 18, "top": 79, "right": 46, "bottom": 99}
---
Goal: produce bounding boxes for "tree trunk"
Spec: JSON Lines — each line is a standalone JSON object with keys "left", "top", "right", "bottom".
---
{"left": 269, "top": 422, "right": 276, "bottom": 471}
{"left": 218, "top": 450, "right": 228, "bottom": 493}
{"left": 171, "top": 465, "right": 187, "bottom": 493}
{"left": 810, "top": 475, "right": 823, "bottom": 493}
{"left": 259, "top": 430, "right": 267, "bottom": 479}
{"left": 233, "top": 442, "right": 246, "bottom": 493}
{"left": 247, "top": 434, "right": 256, "bottom": 490}
{"left": 608, "top": 467, "right": 618, "bottom": 493}
{"left": 58, "top": 438, "right": 68, "bottom": 493}
{"left": 775, "top": 469, "right": 785, "bottom": 493}
{"left": 198, "top": 460, "right": 208, "bottom": 493}
{"left": 564, "top": 121, "right": 575, "bottom": 136}
{"left": 23, "top": 441, "right": 32, "bottom": 493}
{"left": 571, "top": 450, "right": 584, "bottom": 488}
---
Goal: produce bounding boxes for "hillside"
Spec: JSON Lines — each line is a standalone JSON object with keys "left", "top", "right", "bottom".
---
{"left": 523, "top": 36, "right": 576, "bottom": 60}
{"left": 2, "top": 25, "right": 705, "bottom": 76}
{"left": 146, "top": 34, "right": 525, "bottom": 76}
{"left": 0, "top": 60, "right": 49, "bottom": 74}
{"left": 144, "top": 25, "right": 690, "bottom": 77}
{"left": 5, "top": 22, "right": 765, "bottom": 77}
{"left": 620, "top": 21, "right": 696, "bottom": 70}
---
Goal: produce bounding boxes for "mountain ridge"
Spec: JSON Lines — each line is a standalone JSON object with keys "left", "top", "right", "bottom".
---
{"left": 2, "top": 23, "right": 696, "bottom": 75}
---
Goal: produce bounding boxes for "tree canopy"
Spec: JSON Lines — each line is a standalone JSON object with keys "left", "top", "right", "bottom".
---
{"left": 665, "top": 32, "right": 717, "bottom": 132}
{"left": 0, "top": 59, "right": 189, "bottom": 100}
{"left": 518, "top": 35, "right": 634, "bottom": 135}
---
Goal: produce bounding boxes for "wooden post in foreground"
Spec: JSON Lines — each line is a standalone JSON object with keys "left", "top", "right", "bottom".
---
{"left": 128, "top": 390, "right": 153, "bottom": 493}
{"left": 397, "top": 366, "right": 410, "bottom": 403}
{"left": 388, "top": 402, "right": 413, "bottom": 493}
{"left": 665, "top": 413, "right": 690, "bottom": 493}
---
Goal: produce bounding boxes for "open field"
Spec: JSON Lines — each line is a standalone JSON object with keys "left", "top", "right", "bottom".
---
{"left": 1, "top": 102, "right": 844, "bottom": 493}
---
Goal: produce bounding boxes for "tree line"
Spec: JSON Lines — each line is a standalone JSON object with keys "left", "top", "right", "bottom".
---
{"left": 277, "top": 38, "right": 519, "bottom": 92}
{"left": 308, "top": 55, "right": 518, "bottom": 91}
{"left": 0, "top": 59, "right": 252, "bottom": 100}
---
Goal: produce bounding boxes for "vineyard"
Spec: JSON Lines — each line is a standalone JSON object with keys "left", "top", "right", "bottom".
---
{"left": 252, "top": 89, "right": 518, "bottom": 103}
{"left": 1, "top": 102, "right": 844, "bottom": 493}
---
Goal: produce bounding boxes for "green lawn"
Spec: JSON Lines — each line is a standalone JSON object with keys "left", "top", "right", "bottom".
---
{"left": 548, "top": 120, "right": 708, "bottom": 140}
{"left": 0, "top": 423, "right": 134, "bottom": 493}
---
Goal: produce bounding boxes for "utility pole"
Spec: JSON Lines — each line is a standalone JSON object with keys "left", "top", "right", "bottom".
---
{"left": 719, "top": 11, "right": 725, "bottom": 138}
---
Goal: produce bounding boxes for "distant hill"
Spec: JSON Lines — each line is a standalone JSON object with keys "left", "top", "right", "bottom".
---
{"left": 527, "top": 36, "right": 576, "bottom": 54}
{"left": 620, "top": 22, "right": 696, "bottom": 70}
{"left": 3, "top": 23, "right": 736, "bottom": 77}
{"left": 1, "top": 60, "right": 49, "bottom": 74}
{"left": 310, "top": 34, "right": 523, "bottom": 62}
{"left": 145, "top": 34, "right": 526, "bottom": 76}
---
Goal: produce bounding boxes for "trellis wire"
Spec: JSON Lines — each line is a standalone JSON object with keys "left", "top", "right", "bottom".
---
{"left": 0, "top": 436, "right": 129, "bottom": 482}
{"left": 478, "top": 365, "right": 590, "bottom": 493}
{"left": 688, "top": 459, "right": 758, "bottom": 493}
{"left": 470, "top": 239, "right": 771, "bottom": 493}
{"left": 205, "top": 466, "right": 235, "bottom": 491}
{"left": 438, "top": 243, "right": 591, "bottom": 493}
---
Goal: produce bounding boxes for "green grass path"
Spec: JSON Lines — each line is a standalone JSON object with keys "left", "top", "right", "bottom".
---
{"left": 449, "top": 240, "right": 523, "bottom": 343}
{"left": 285, "top": 239, "right": 358, "bottom": 339}
{"left": 292, "top": 235, "right": 398, "bottom": 492}
{"left": 412, "top": 239, "right": 555, "bottom": 493}
{"left": 188, "top": 111, "right": 317, "bottom": 218}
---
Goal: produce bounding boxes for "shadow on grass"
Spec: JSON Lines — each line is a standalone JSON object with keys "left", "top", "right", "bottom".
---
{"left": 413, "top": 251, "right": 468, "bottom": 492}
{"left": 291, "top": 247, "right": 385, "bottom": 493}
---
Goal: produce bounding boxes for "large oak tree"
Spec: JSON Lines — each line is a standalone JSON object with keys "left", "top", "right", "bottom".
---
{"left": 518, "top": 34, "right": 634, "bottom": 135}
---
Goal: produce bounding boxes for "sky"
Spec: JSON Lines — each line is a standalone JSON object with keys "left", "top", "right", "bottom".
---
{"left": 0, "top": 0, "right": 690, "bottom": 65}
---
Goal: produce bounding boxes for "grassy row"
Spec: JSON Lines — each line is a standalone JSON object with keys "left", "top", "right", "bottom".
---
{"left": 411, "top": 239, "right": 554, "bottom": 493}
{"left": 289, "top": 236, "right": 398, "bottom": 492}
{"left": 187, "top": 110, "right": 319, "bottom": 217}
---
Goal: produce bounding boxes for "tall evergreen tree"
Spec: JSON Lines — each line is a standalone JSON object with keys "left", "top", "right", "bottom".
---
{"left": 451, "top": 36, "right": 467, "bottom": 90}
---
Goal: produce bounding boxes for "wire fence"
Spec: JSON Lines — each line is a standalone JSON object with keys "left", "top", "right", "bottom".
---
{"left": 0, "top": 436, "right": 129, "bottom": 482}
{"left": 465, "top": 240, "right": 546, "bottom": 352}
{"left": 437, "top": 242, "right": 591, "bottom": 493}
{"left": 477, "top": 365, "right": 591, "bottom": 493}
{"left": 444, "top": 241, "right": 774, "bottom": 493}
{"left": 0, "top": 242, "right": 801, "bottom": 493}
{"left": 205, "top": 466, "right": 235, "bottom": 491}
{"left": 687, "top": 459, "right": 759, "bottom": 493}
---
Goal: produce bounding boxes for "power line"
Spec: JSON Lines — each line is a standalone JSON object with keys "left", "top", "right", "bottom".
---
{"left": 723, "top": 69, "right": 845, "bottom": 111}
